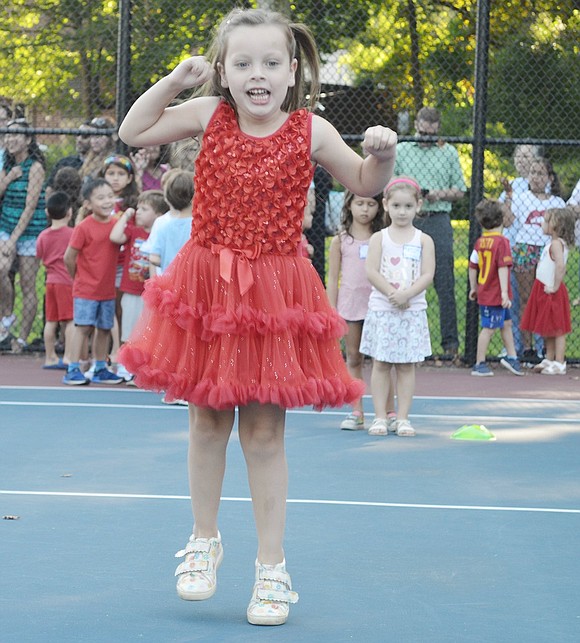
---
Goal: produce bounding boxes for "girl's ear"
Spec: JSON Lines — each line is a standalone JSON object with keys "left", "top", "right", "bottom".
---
{"left": 217, "top": 62, "right": 228, "bottom": 88}
{"left": 288, "top": 58, "right": 298, "bottom": 88}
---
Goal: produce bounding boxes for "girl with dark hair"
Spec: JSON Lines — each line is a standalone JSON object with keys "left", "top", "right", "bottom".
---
{"left": 0, "top": 119, "right": 46, "bottom": 350}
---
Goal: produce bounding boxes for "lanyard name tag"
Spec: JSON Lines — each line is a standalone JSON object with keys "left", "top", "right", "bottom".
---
{"left": 403, "top": 244, "right": 421, "bottom": 261}
{"left": 359, "top": 244, "right": 369, "bottom": 259}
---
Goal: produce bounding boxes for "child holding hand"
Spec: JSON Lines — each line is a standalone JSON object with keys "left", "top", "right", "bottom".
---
{"left": 360, "top": 177, "right": 434, "bottom": 437}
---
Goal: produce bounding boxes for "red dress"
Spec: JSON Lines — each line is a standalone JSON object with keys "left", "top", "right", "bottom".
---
{"left": 520, "top": 240, "right": 571, "bottom": 337}
{"left": 119, "top": 101, "right": 364, "bottom": 409}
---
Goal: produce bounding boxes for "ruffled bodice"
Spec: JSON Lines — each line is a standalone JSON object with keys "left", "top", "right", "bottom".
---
{"left": 191, "top": 101, "right": 314, "bottom": 255}
{"left": 119, "top": 101, "right": 364, "bottom": 410}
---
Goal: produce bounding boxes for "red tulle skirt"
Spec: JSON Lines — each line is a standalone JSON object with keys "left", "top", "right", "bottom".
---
{"left": 119, "top": 241, "right": 364, "bottom": 410}
{"left": 520, "top": 279, "right": 571, "bottom": 337}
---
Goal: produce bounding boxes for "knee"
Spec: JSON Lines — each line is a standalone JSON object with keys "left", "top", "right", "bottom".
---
{"left": 240, "top": 422, "right": 283, "bottom": 460}
{"left": 345, "top": 350, "right": 363, "bottom": 369}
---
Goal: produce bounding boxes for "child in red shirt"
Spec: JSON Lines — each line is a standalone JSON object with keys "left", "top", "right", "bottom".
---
{"left": 35, "top": 191, "right": 74, "bottom": 369}
{"left": 110, "top": 189, "right": 168, "bottom": 381}
{"left": 468, "top": 199, "right": 523, "bottom": 376}
{"left": 62, "top": 178, "right": 124, "bottom": 385}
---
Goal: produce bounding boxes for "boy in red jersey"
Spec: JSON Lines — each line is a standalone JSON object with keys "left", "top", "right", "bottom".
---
{"left": 468, "top": 199, "right": 523, "bottom": 376}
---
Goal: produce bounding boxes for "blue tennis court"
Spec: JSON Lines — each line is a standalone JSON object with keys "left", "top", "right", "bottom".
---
{"left": 1, "top": 385, "right": 579, "bottom": 641}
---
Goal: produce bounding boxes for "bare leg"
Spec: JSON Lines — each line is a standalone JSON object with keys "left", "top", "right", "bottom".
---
{"left": 500, "top": 320, "right": 517, "bottom": 356}
{"left": 344, "top": 321, "right": 364, "bottom": 414}
{"left": 187, "top": 405, "right": 234, "bottom": 538}
{"left": 0, "top": 248, "right": 16, "bottom": 319}
{"left": 476, "top": 328, "right": 494, "bottom": 363}
{"left": 62, "top": 321, "right": 74, "bottom": 364}
{"left": 386, "top": 367, "right": 396, "bottom": 415}
{"left": 16, "top": 256, "right": 40, "bottom": 342}
{"left": 515, "top": 268, "right": 535, "bottom": 351}
{"left": 238, "top": 403, "right": 287, "bottom": 565}
{"left": 393, "top": 363, "right": 415, "bottom": 421}
{"left": 43, "top": 320, "right": 59, "bottom": 364}
{"left": 543, "top": 337, "right": 555, "bottom": 361}
{"left": 370, "top": 359, "right": 393, "bottom": 419}
{"left": 554, "top": 336, "right": 566, "bottom": 363}
{"left": 93, "top": 328, "right": 112, "bottom": 362}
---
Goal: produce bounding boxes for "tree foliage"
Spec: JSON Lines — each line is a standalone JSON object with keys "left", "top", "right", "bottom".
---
{"left": 0, "top": 0, "right": 578, "bottom": 142}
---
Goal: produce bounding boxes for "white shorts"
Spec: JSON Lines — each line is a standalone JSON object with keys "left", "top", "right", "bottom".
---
{"left": 120, "top": 293, "right": 144, "bottom": 342}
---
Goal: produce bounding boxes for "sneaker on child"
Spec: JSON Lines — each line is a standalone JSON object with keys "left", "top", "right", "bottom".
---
{"left": 340, "top": 412, "right": 364, "bottom": 430}
{"left": 62, "top": 367, "right": 89, "bottom": 386}
{"left": 499, "top": 356, "right": 524, "bottom": 376}
{"left": 471, "top": 362, "right": 493, "bottom": 377}
{"left": 91, "top": 368, "right": 124, "bottom": 384}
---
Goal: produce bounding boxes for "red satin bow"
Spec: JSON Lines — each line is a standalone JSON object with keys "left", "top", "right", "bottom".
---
{"left": 212, "top": 244, "right": 261, "bottom": 296}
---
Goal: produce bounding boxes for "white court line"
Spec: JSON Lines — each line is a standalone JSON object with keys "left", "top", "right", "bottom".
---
{"left": 1, "top": 489, "right": 578, "bottom": 515}
{"left": 2, "top": 385, "right": 580, "bottom": 406}
{"left": 0, "top": 400, "right": 578, "bottom": 424}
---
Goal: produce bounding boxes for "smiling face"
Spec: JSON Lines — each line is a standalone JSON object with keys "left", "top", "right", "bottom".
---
{"left": 86, "top": 183, "right": 116, "bottom": 220}
{"left": 4, "top": 126, "right": 31, "bottom": 161}
{"left": 218, "top": 24, "right": 297, "bottom": 126}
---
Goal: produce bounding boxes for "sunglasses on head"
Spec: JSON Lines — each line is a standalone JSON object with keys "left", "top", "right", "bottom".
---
{"left": 104, "top": 155, "right": 133, "bottom": 174}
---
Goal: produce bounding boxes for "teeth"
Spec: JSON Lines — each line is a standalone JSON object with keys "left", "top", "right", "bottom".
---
{"left": 249, "top": 89, "right": 268, "bottom": 95}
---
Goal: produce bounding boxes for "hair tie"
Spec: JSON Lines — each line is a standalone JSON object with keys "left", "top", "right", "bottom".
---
{"left": 384, "top": 177, "right": 421, "bottom": 194}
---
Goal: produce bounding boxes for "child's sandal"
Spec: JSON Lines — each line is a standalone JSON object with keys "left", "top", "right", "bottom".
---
{"left": 174, "top": 532, "right": 223, "bottom": 601}
{"left": 247, "top": 560, "right": 299, "bottom": 626}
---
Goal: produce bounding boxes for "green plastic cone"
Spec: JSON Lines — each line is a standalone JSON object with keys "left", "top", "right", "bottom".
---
{"left": 451, "top": 424, "right": 496, "bottom": 441}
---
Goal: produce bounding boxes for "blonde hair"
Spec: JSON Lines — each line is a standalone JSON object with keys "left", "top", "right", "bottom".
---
{"left": 545, "top": 208, "right": 575, "bottom": 247}
{"left": 204, "top": 8, "right": 320, "bottom": 113}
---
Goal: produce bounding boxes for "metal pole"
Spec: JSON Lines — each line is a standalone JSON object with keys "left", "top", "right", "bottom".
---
{"left": 464, "top": 0, "right": 491, "bottom": 365}
{"left": 116, "top": 0, "right": 132, "bottom": 152}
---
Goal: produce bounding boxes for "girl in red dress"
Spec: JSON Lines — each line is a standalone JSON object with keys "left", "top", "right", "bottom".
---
{"left": 521, "top": 207, "right": 576, "bottom": 375}
{"left": 117, "top": 8, "right": 397, "bottom": 626}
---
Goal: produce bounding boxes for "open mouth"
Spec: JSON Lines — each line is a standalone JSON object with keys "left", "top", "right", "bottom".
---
{"left": 247, "top": 88, "right": 270, "bottom": 104}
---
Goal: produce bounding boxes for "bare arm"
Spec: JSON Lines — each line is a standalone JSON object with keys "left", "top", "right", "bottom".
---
{"left": 498, "top": 266, "right": 511, "bottom": 308}
{"left": 110, "top": 208, "right": 135, "bottom": 244}
{"left": 63, "top": 246, "right": 78, "bottom": 279}
{"left": 118, "top": 57, "right": 217, "bottom": 147}
{"left": 311, "top": 116, "right": 397, "bottom": 198}
{"left": 468, "top": 266, "right": 478, "bottom": 301}
{"left": 326, "top": 235, "right": 342, "bottom": 307}
{"left": 547, "top": 239, "right": 566, "bottom": 293}
{"left": 365, "top": 232, "right": 392, "bottom": 297}
{"left": 149, "top": 253, "right": 161, "bottom": 268}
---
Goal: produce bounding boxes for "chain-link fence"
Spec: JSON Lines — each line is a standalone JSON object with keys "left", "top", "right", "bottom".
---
{"left": 1, "top": 0, "right": 579, "bottom": 368}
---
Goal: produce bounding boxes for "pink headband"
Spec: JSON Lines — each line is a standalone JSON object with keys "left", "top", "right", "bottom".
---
{"left": 384, "top": 177, "right": 421, "bottom": 195}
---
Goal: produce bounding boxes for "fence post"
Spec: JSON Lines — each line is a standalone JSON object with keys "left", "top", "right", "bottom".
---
{"left": 464, "top": 0, "right": 491, "bottom": 365}
{"left": 116, "top": 0, "right": 132, "bottom": 152}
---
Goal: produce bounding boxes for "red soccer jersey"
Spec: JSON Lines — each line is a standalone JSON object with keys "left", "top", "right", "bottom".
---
{"left": 69, "top": 216, "right": 119, "bottom": 300}
{"left": 469, "top": 231, "right": 513, "bottom": 306}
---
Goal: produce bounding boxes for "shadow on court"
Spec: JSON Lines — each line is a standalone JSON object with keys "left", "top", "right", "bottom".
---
{"left": 1, "top": 386, "right": 579, "bottom": 642}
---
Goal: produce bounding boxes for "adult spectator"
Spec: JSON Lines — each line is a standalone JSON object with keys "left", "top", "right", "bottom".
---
{"left": 565, "top": 177, "right": 580, "bottom": 305}
{"left": 46, "top": 119, "right": 92, "bottom": 190}
{"left": 129, "top": 144, "right": 171, "bottom": 191}
{"left": 498, "top": 144, "right": 545, "bottom": 355}
{"left": 79, "top": 116, "right": 116, "bottom": 183}
{"left": 0, "top": 119, "right": 46, "bottom": 351}
{"left": 394, "top": 107, "right": 466, "bottom": 357}
{"left": 0, "top": 103, "right": 13, "bottom": 170}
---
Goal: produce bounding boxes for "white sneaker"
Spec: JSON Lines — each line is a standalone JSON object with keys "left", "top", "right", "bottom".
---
{"left": 533, "top": 358, "right": 552, "bottom": 372}
{"left": 541, "top": 361, "right": 566, "bottom": 375}
{"left": 116, "top": 363, "right": 133, "bottom": 381}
